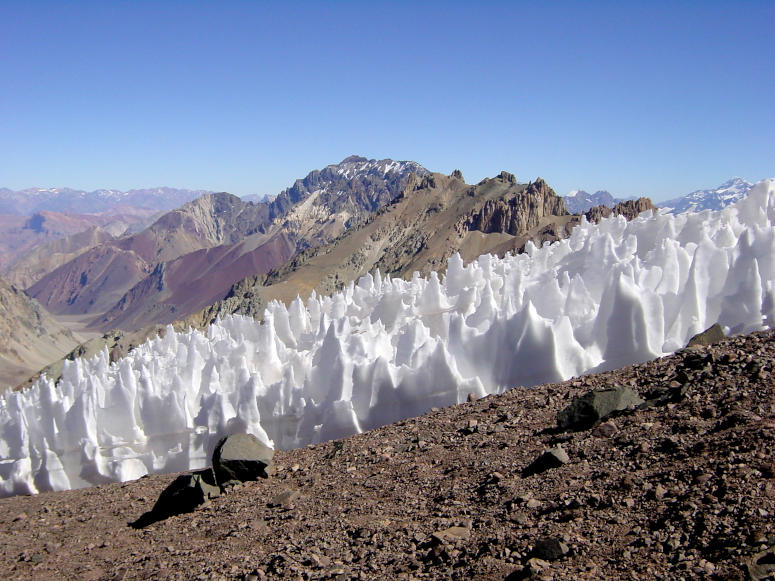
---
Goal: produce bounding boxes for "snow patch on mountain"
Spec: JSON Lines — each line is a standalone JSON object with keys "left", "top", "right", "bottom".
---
{"left": 1, "top": 179, "right": 774, "bottom": 497}
{"left": 332, "top": 156, "right": 425, "bottom": 181}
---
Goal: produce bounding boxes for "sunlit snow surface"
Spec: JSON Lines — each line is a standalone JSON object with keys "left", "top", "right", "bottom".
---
{"left": 2, "top": 180, "right": 774, "bottom": 496}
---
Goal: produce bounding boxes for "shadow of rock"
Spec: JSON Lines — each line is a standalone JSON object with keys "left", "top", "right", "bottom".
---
{"left": 130, "top": 468, "right": 220, "bottom": 529}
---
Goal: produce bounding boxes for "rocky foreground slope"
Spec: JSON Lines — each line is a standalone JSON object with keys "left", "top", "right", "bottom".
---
{"left": 0, "top": 329, "right": 772, "bottom": 580}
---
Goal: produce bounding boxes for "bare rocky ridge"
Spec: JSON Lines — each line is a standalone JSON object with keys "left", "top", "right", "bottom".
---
{"left": 185, "top": 178, "right": 655, "bottom": 328}
{"left": 0, "top": 277, "right": 82, "bottom": 390}
{"left": 0, "top": 329, "right": 772, "bottom": 580}
{"left": 583, "top": 198, "right": 657, "bottom": 223}
{"left": 210, "top": 171, "right": 572, "bottom": 311}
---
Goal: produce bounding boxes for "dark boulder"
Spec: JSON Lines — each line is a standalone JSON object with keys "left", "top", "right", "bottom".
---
{"left": 213, "top": 433, "right": 274, "bottom": 486}
{"left": 557, "top": 385, "right": 644, "bottom": 431}
{"left": 531, "top": 536, "right": 570, "bottom": 560}
{"left": 686, "top": 323, "right": 726, "bottom": 348}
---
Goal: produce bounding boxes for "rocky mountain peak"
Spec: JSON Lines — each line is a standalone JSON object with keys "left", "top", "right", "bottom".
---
{"left": 498, "top": 171, "right": 517, "bottom": 184}
{"left": 339, "top": 155, "right": 369, "bottom": 164}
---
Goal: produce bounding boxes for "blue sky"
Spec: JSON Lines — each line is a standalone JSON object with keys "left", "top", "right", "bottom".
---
{"left": 1, "top": 1, "right": 773, "bottom": 201}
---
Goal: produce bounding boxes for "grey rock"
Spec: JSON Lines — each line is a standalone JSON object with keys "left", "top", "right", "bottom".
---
{"left": 269, "top": 489, "right": 300, "bottom": 508}
{"left": 213, "top": 433, "right": 274, "bottom": 486}
{"left": 557, "top": 385, "right": 645, "bottom": 431}
{"left": 431, "top": 526, "right": 470, "bottom": 545}
{"left": 687, "top": 323, "right": 726, "bottom": 348}
{"left": 522, "top": 446, "right": 569, "bottom": 476}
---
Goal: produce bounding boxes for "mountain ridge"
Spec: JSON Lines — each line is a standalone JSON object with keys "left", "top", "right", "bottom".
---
{"left": 28, "top": 156, "right": 428, "bottom": 332}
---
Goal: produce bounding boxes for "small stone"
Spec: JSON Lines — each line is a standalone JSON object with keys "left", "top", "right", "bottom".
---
{"left": 135, "top": 468, "right": 220, "bottom": 525}
{"left": 432, "top": 526, "right": 470, "bottom": 544}
{"left": 747, "top": 549, "right": 775, "bottom": 581}
{"left": 522, "top": 446, "right": 569, "bottom": 476}
{"left": 592, "top": 420, "right": 617, "bottom": 437}
{"left": 686, "top": 323, "right": 726, "bottom": 348}
{"left": 526, "top": 498, "right": 543, "bottom": 509}
{"left": 269, "top": 489, "right": 300, "bottom": 508}
{"left": 527, "top": 557, "right": 551, "bottom": 572}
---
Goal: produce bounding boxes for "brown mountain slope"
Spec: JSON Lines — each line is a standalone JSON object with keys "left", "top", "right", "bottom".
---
{"left": 92, "top": 231, "right": 297, "bottom": 332}
{"left": 0, "top": 330, "right": 771, "bottom": 579}
{"left": 26, "top": 193, "right": 270, "bottom": 316}
{"left": 3, "top": 226, "right": 117, "bottom": 289}
{"left": 0, "top": 277, "right": 82, "bottom": 391}
{"left": 0, "top": 208, "right": 157, "bottom": 279}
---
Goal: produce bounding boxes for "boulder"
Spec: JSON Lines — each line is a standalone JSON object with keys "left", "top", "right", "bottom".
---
{"left": 687, "top": 323, "right": 726, "bottom": 348}
{"left": 557, "top": 385, "right": 644, "bottom": 431}
{"left": 213, "top": 433, "right": 274, "bottom": 486}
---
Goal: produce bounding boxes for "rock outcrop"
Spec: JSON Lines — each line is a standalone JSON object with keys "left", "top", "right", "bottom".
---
{"left": 584, "top": 197, "right": 657, "bottom": 223}
{"left": 463, "top": 177, "right": 568, "bottom": 235}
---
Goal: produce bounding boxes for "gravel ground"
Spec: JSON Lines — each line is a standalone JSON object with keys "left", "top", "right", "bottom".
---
{"left": 1, "top": 329, "right": 774, "bottom": 580}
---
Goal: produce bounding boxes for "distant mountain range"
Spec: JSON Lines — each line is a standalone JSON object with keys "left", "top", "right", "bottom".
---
{"left": 565, "top": 178, "right": 757, "bottom": 215}
{"left": 0, "top": 187, "right": 211, "bottom": 215}
{"left": 563, "top": 190, "right": 631, "bottom": 214}
{"left": 661, "top": 178, "right": 754, "bottom": 213}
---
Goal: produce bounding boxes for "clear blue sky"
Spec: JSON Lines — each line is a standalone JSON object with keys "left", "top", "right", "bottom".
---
{"left": 1, "top": 1, "right": 773, "bottom": 201}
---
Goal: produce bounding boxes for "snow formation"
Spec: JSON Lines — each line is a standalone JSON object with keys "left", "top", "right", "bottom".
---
{"left": 1, "top": 180, "right": 774, "bottom": 497}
